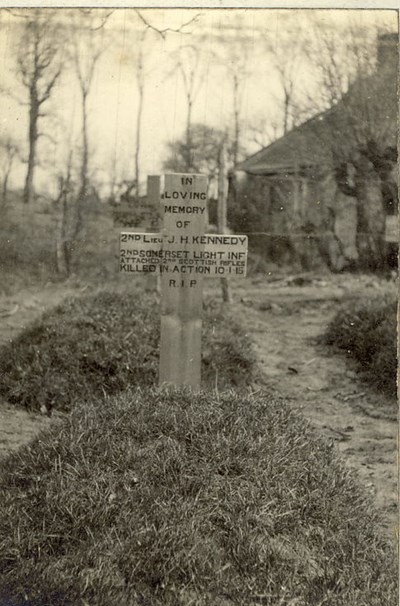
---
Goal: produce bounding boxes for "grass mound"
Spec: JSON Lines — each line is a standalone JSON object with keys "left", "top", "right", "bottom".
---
{"left": 325, "top": 296, "right": 397, "bottom": 397}
{"left": 0, "top": 389, "right": 396, "bottom": 606}
{"left": 0, "top": 291, "right": 259, "bottom": 413}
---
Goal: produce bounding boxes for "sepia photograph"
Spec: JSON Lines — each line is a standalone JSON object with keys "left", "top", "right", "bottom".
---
{"left": 0, "top": 3, "right": 398, "bottom": 605}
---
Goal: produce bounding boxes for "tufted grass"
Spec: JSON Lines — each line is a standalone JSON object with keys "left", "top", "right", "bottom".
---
{"left": 0, "top": 291, "right": 260, "bottom": 413}
{"left": 0, "top": 389, "right": 396, "bottom": 605}
{"left": 325, "top": 295, "right": 397, "bottom": 398}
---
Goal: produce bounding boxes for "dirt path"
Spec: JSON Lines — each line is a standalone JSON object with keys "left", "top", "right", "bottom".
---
{"left": 231, "top": 278, "right": 397, "bottom": 543}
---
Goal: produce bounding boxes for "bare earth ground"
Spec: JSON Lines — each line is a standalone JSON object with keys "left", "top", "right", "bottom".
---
{"left": 231, "top": 275, "right": 398, "bottom": 543}
{"left": 0, "top": 275, "right": 397, "bottom": 544}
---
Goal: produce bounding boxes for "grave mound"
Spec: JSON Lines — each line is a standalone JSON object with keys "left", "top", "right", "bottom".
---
{"left": 0, "top": 290, "right": 259, "bottom": 413}
{"left": 0, "top": 389, "right": 396, "bottom": 605}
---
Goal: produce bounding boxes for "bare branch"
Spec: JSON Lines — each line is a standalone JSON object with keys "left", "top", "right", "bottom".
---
{"left": 37, "top": 131, "right": 57, "bottom": 145}
{"left": 38, "top": 66, "right": 62, "bottom": 105}
{"left": 0, "top": 85, "right": 29, "bottom": 107}
{"left": 134, "top": 10, "right": 201, "bottom": 39}
{"left": 80, "top": 9, "right": 114, "bottom": 31}
{"left": 5, "top": 8, "right": 32, "bottom": 19}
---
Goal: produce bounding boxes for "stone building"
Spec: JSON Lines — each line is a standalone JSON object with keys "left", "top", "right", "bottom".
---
{"left": 230, "top": 33, "right": 398, "bottom": 271}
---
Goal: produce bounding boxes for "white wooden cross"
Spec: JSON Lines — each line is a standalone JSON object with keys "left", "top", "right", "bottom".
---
{"left": 119, "top": 173, "right": 248, "bottom": 389}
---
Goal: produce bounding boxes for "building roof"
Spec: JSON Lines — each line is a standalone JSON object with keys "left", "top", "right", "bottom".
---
{"left": 237, "top": 34, "right": 398, "bottom": 177}
{"left": 236, "top": 110, "right": 334, "bottom": 176}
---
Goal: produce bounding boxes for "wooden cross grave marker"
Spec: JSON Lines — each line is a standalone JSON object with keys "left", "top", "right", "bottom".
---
{"left": 119, "top": 173, "right": 248, "bottom": 389}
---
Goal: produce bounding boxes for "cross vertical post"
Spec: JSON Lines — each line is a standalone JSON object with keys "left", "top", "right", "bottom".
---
{"left": 159, "top": 174, "right": 208, "bottom": 389}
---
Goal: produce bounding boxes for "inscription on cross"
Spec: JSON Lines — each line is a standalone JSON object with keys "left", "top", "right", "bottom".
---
{"left": 119, "top": 173, "right": 248, "bottom": 389}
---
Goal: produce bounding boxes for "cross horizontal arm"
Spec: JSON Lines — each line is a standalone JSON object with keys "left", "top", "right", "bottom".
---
{"left": 120, "top": 231, "right": 248, "bottom": 278}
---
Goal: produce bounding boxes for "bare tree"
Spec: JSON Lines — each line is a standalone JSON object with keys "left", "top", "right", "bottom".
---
{"left": 265, "top": 29, "right": 306, "bottom": 136}
{"left": 45, "top": 104, "right": 78, "bottom": 278}
{"left": 213, "top": 27, "right": 252, "bottom": 167}
{"left": 135, "top": 10, "right": 204, "bottom": 174}
{"left": 54, "top": 151, "right": 74, "bottom": 276}
{"left": 223, "top": 39, "right": 251, "bottom": 167}
{"left": 114, "top": 10, "right": 201, "bottom": 196}
{"left": 169, "top": 44, "right": 207, "bottom": 171}
{"left": 14, "top": 9, "right": 64, "bottom": 204}
{"left": 134, "top": 28, "right": 146, "bottom": 197}
{"left": 110, "top": 10, "right": 203, "bottom": 191}
{"left": 69, "top": 10, "right": 105, "bottom": 237}
{"left": 46, "top": 8, "right": 108, "bottom": 276}
{"left": 129, "top": 23, "right": 158, "bottom": 196}
{"left": 231, "top": 69, "right": 242, "bottom": 167}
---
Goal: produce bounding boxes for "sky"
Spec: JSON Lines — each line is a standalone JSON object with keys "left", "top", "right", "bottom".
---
{"left": 0, "top": 7, "right": 397, "bottom": 198}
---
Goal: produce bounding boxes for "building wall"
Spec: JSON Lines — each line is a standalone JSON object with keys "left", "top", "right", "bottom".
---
{"left": 229, "top": 171, "right": 362, "bottom": 271}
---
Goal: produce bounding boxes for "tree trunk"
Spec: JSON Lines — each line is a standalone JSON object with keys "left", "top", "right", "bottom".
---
{"left": 56, "top": 189, "right": 70, "bottom": 277}
{"left": 2, "top": 170, "right": 10, "bottom": 205}
{"left": 334, "top": 159, "right": 385, "bottom": 271}
{"left": 23, "top": 100, "right": 39, "bottom": 204}
{"left": 316, "top": 207, "right": 347, "bottom": 272}
{"left": 218, "top": 143, "right": 232, "bottom": 303}
{"left": 80, "top": 92, "right": 89, "bottom": 196}
{"left": 185, "top": 98, "right": 193, "bottom": 170}
{"left": 232, "top": 74, "right": 240, "bottom": 167}
{"left": 135, "top": 80, "right": 144, "bottom": 197}
{"left": 283, "top": 91, "right": 290, "bottom": 136}
{"left": 354, "top": 192, "right": 384, "bottom": 271}
{"left": 75, "top": 91, "right": 89, "bottom": 239}
{"left": 354, "top": 162, "right": 385, "bottom": 271}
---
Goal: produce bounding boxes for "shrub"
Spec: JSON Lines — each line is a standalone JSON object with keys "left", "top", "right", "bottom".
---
{"left": 0, "top": 389, "right": 396, "bottom": 605}
{"left": 0, "top": 291, "right": 259, "bottom": 413}
{"left": 325, "top": 296, "right": 397, "bottom": 397}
